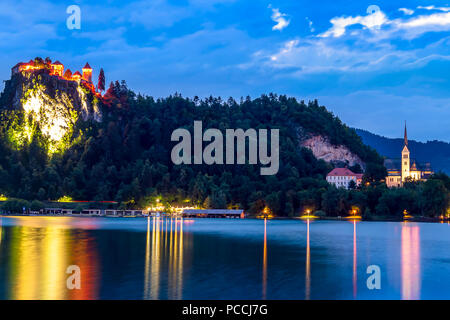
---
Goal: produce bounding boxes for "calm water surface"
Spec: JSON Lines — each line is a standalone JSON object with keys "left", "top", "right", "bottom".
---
{"left": 0, "top": 216, "right": 449, "bottom": 300}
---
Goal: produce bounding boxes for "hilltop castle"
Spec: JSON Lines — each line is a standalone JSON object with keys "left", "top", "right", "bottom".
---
{"left": 11, "top": 58, "right": 96, "bottom": 92}
{"left": 384, "top": 123, "right": 434, "bottom": 188}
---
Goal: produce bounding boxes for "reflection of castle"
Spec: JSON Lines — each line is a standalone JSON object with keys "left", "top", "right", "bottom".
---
{"left": 385, "top": 123, "right": 433, "bottom": 188}
{"left": 12, "top": 58, "right": 95, "bottom": 92}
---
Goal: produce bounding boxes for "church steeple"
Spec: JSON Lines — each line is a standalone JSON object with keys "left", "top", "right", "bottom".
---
{"left": 404, "top": 121, "right": 408, "bottom": 147}
{"left": 401, "top": 121, "right": 410, "bottom": 182}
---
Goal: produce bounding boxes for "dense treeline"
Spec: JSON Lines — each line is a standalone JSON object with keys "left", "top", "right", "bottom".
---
{"left": 0, "top": 80, "right": 448, "bottom": 217}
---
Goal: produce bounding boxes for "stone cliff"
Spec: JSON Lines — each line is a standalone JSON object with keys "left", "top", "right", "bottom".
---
{"left": 300, "top": 134, "right": 365, "bottom": 169}
{"left": 0, "top": 71, "right": 101, "bottom": 153}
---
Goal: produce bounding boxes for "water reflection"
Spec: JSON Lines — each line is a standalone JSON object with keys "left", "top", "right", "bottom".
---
{"left": 262, "top": 218, "right": 267, "bottom": 299}
{"left": 6, "top": 217, "right": 99, "bottom": 300}
{"left": 352, "top": 220, "right": 357, "bottom": 299}
{"left": 143, "top": 217, "right": 187, "bottom": 299}
{"left": 144, "top": 217, "right": 151, "bottom": 299}
{"left": 401, "top": 223, "right": 421, "bottom": 300}
{"left": 0, "top": 217, "right": 446, "bottom": 300}
{"left": 305, "top": 219, "right": 311, "bottom": 300}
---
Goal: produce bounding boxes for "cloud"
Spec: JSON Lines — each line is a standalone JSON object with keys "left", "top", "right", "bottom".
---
{"left": 400, "top": 11, "right": 450, "bottom": 28}
{"left": 319, "top": 6, "right": 450, "bottom": 40}
{"left": 270, "top": 7, "right": 290, "bottom": 31}
{"left": 320, "top": 10, "right": 388, "bottom": 38}
{"left": 306, "top": 17, "right": 315, "bottom": 32}
{"left": 417, "top": 5, "right": 450, "bottom": 12}
{"left": 395, "top": 11, "right": 450, "bottom": 39}
{"left": 399, "top": 8, "right": 414, "bottom": 16}
{"left": 256, "top": 6, "right": 450, "bottom": 82}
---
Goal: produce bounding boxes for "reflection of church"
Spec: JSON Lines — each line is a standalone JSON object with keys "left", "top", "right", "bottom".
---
{"left": 385, "top": 123, "right": 433, "bottom": 188}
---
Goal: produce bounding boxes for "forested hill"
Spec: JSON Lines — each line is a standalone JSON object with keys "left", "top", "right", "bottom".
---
{"left": 355, "top": 129, "right": 450, "bottom": 174}
{"left": 0, "top": 71, "right": 387, "bottom": 215}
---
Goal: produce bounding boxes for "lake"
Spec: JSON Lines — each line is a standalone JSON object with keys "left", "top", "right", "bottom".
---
{"left": 0, "top": 216, "right": 449, "bottom": 300}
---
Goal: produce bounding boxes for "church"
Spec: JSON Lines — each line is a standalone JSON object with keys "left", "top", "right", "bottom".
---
{"left": 384, "top": 123, "right": 434, "bottom": 188}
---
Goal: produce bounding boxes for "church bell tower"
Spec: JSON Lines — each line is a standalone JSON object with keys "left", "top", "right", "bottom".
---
{"left": 401, "top": 122, "right": 410, "bottom": 182}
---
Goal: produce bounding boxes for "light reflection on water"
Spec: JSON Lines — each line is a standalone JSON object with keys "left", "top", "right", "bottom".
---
{"left": 262, "top": 218, "right": 267, "bottom": 299}
{"left": 353, "top": 220, "right": 357, "bottom": 299}
{"left": 3, "top": 217, "right": 99, "bottom": 299}
{"left": 305, "top": 219, "right": 310, "bottom": 300}
{"left": 0, "top": 216, "right": 448, "bottom": 299}
{"left": 401, "top": 223, "right": 420, "bottom": 300}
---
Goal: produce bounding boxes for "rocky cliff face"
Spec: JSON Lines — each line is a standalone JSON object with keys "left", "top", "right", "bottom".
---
{"left": 301, "top": 134, "right": 365, "bottom": 169}
{"left": 0, "top": 71, "right": 101, "bottom": 153}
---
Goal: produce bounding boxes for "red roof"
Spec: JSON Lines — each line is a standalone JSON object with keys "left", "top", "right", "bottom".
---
{"left": 327, "top": 168, "right": 361, "bottom": 177}
{"left": 73, "top": 71, "right": 82, "bottom": 76}
{"left": 52, "top": 61, "right": 63, "bottom": 65}
{"left": 83, "top": 62, "right": 91, "bottom": 69}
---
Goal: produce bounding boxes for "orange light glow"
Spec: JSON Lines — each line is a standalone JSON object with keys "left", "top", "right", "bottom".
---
{"left": 305, "top": 218, "right": 311, "bottom": 300}
{"left": 262, "top": 218, "right": 267, "bottom": 299}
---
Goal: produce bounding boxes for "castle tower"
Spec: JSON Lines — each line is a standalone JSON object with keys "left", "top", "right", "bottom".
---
{"left": 51, "top": 61, "right": 64, "bottom": 77}
{"left": 401, "top": 122, "right": 410, "bottom": 182}
{"left": 82, "top": 62, "right": 92, "bottom": 83}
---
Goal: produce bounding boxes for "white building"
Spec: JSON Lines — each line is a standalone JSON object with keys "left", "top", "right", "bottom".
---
{"left": 326, "top": 168, "right": 363, "bottom": 189}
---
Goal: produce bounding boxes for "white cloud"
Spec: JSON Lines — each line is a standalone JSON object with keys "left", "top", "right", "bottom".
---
{"left": 395, "top": 11, "right": 450, "bottom": 39}
{"left": 270, "top": 7, "right": 290, "bottom": 31}
{"left": 320, "top": 10, "right": 388, "bottom": 38}
{"left": 319, "top": 6, "right": 450, "bottom": 40}
{"left": 417, "top": 5, "right": 450, "bottom": 12}
{"left": 258, "top": 7, "right": 450, "bottom": 77}
{"left": 399, "top": 8, "right": 414, "bottom": 16}
{"left": 400, "top": 11, "right": 450, "bottom": 28}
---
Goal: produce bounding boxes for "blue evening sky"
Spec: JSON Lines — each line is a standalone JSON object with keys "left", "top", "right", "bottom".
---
{"left": 0, "top": 0, "right": 449, "bottom": 141}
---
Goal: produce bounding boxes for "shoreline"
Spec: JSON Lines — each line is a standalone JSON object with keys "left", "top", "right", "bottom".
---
{"left": 0, "top": 213, "right": 448, "bottom": 224}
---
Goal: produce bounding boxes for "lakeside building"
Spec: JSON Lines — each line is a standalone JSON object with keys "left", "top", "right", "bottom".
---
{"left": 384, "top": 123, "right": 434, "bottom": 188}
{"left": 326, "top": 168, "right": 363, "bottom": 189}
{"left": 41, "top": 208, "right": 143, "bottom": 216}
{"left": 182, "top": 209, "right": 245, "bottom": 219}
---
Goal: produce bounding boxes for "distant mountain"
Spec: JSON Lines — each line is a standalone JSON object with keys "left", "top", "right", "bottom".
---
{"left": 355, "top": 128, "right": 450, "bottom": 174}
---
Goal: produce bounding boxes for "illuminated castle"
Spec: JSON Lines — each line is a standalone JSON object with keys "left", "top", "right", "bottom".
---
{"left": 384, "top": 123, "right": 434, "bottom": 188}
{"left": 11, "top": 58, "right": 94, "bottom": 89}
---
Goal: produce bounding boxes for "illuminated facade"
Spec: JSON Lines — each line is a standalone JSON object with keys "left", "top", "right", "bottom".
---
{"left": 11, "top": 58, "right": 95, "bottom": 86}
{"left": 385, "top": 123, "right": 434, "bottom": 188}
{"left": 82, "top": 63, "right": 92, "bottom": 82}
{"left": 50, "top": 61, "right": 64, "bottom": 77}
{"left": 326, "top": 167, "right": 363, "bottom": 189}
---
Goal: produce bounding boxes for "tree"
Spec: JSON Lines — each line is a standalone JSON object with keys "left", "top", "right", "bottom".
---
{"left": 30, "top": 200, "right": 45, "bottom": 211}
{"left": 363, "top": 163, "right": 387, "bottom": 184}
{"left": 422, "top": 179, "right": 447, "bottom": 217}
{"left": 97, "top": 68, "right": 105, "bottom": 93}
{"left": 349, "top": 164, "right": 363, "bottom": 174}
{"left": 348, "top": 180, "right": 357, "bottom": 189}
